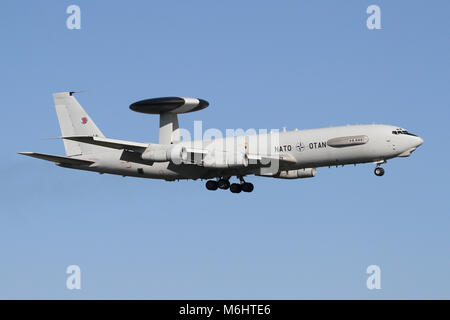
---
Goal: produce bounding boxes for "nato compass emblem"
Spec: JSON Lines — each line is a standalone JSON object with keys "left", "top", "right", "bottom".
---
{"left": 81, "top": 117, "right": 88, "bottom": 124}
{"left": 296, "top": 142, "right": 305, "bottom": 152}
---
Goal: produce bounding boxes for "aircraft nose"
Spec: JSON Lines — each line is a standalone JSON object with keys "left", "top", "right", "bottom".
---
{"left": 415, "top": 136, "right": 424, "bottom": 147}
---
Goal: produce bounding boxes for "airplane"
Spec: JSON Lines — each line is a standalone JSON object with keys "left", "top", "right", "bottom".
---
{"left": 19, "top": 92, "right": 423, "bottom": 193}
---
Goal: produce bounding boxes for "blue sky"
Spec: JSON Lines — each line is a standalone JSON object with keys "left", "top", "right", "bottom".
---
{"left": 0, "top": 0, "right": 449, "bottom": 299}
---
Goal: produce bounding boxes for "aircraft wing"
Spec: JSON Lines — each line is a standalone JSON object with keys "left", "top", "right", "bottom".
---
{"left": 63, "top": 136, "right": 149, "bottom": 152}
{"left": 18, "top": 152, "right": 94, "bottom": 166}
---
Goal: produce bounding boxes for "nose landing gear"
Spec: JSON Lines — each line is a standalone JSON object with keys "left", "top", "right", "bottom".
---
{"left": 374, "top": 160, "right": 386, "bottom": 177}
{"left": 374, "top": 166, "right": 385, "bottom": 176}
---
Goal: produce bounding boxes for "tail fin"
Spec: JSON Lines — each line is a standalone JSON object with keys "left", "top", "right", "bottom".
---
{"left": 53, "top": 92, "right": 105, "bottom": 156}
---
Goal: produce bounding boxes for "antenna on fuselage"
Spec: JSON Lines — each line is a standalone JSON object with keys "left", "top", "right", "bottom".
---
{"left": 129, "top": 97, "right": 209, "bottom": 144}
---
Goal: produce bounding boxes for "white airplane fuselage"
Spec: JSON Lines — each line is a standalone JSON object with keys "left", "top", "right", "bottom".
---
{"left": 74, "top": 124, "right": 423, "bottom": 180}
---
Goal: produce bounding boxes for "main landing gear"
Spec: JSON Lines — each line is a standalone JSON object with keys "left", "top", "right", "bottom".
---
{"left": 217, "top": 178, "right": 230, "bottom": 190}
{"left": 205, "top": 177, "right": 254, "bottom": 193}
{"left": 205, "top": 180, "right": 219, "bottom": 190}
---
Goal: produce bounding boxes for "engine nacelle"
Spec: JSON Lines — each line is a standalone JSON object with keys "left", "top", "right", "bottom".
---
{"left": 259, "top": 168, "right": 316, "bottom": 179}
{"left": 141, "top": 144, "right": 187, "bottom": 163}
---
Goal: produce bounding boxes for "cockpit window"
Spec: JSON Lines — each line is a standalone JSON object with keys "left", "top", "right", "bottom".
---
{"left": 392, "top": 129, "right": 417, "bottom": 136}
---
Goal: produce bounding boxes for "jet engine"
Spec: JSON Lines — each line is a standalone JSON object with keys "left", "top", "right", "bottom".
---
{"left": 141, "top": 144, "right": 187, "bottom": 163}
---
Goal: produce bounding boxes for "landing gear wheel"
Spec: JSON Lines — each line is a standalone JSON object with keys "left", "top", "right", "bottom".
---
{"left": 218, "top": 179, "right": 230, "bottom": 190}
{"left": 206, "top": 180, "right": 219, "bottom": 190}
{"left": 241, "top": 182, "right": 254, "bottom": 193}
{"left": 230, "top": 183, "right": 242, "bottom": 193}
{"left": 374, "top": 167, "right": 385, "bottom": 177}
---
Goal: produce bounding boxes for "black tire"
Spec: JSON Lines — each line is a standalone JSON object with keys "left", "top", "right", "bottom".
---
{"left": 230, "top": 183, "right": 242, "bottom": 193}
{"left": 241, "top": 182, "right": 254, "bottom": 193}
{"left": 206, "top": 180, "right": 218, "bottom": 190}
{"left": 218, "top": 179, "right": 230, "bottom": 190}
{"left": 374, "top": 167, "right": 385, "bottom": 176}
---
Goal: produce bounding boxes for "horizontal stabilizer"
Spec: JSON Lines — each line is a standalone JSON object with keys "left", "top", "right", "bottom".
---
{"left": 18, "top": 152, "right": 94, "bottom": 166}
{"left": 63, "top": 136, "right": 149, "bottom": 152}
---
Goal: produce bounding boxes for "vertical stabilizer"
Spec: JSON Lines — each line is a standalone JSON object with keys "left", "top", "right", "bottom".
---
{"left": 53, "top": 92, "right": 105, "bottom": 156}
